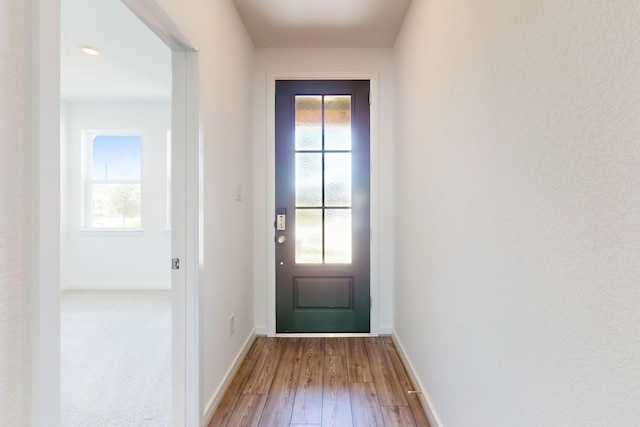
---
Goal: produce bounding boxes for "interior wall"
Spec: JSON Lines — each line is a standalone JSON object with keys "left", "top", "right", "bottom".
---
{"left": 393, "top": 0, "right": 640, "bottom": 425}
{"left": 61, "top": 101, "right": 171, "bottom": 290}
{"left": 154, "top": 0, "right": 255, "bottom": 423}
{"left": 253, "top": 48, "right": 395, "bottom": 334}
{"left": 60, "top": 102, "right": 70, "bottom": 289}
{"left": 0, "top": 0, "right": 31, "bottom": 424}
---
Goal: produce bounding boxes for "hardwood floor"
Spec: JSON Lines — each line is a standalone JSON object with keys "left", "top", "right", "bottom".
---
{"left": 209, "top": 337, "right": 430, "bottom": 427}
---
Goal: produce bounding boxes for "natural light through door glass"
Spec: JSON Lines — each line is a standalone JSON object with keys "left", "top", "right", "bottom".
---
{"left": 295, "top": 96, "right": 322, "bottom": 150}
{"left": 295, "top": 153, "right": 322, "bottom": 207}
{"left": 295, "top": 209, "right": 323, "bottom": 263}
{"left": 325, "top": 209, "right": 352, "bottom": 263}
{"left": 324, "top": 153, "right": 352, "bottom": 207}
{"left": 294, "top": 94, "right": 353, "bottom": 264}
{"left": 324, "top": 96, "right": 351, "bottom": 150}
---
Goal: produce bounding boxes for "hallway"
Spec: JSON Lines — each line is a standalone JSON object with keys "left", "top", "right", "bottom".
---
{"left": 209, "top": 337, "right": 430, "bottom": 426}
{"left": 4, "top": 0, "right": 640, "bottom": 425}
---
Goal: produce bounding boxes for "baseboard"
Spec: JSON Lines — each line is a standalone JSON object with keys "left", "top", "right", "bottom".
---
{"left": 60, "top": 282, "right": 171, "bottom": 291}
{"left": 201, "top": 330, "right": 257, "bottom": 426}
{"left": 379, "top": 326, "right": 393, "bottom": 335}
{"left": 391, "top": 331, "right": 443, "bottom": 427}
{"left": 256, "top": 327, "right": 391, "bottom": 336}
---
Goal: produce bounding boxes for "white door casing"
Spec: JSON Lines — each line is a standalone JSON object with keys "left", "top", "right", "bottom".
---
{"left": 264, "top": 70, "right": 381, "bottom": 337}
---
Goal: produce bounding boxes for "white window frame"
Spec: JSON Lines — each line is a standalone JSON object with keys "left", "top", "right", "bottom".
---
{"left": 81, "top": 129, "right": 143, "bottom": 232}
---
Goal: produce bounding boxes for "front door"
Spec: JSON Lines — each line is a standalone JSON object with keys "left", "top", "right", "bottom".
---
{"left": 275, "top": 80, "right": 370, "bottom": 333}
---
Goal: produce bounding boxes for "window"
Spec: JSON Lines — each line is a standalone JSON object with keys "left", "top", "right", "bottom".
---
{"left": 83, "top": 132, "right": 142, "bottom": 229}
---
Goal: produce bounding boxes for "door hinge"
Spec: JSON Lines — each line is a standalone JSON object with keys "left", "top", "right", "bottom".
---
{"left": 368, "top": 91, "right": 371, "bottom": 105}
{"left": 370, "top": 297, "right": 372, "bottom": 309}
{"left": 172, "top": 258, "right": 180, "bottom": 270}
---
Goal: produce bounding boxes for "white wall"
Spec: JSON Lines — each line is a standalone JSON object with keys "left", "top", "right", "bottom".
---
{"left": 253, "top": 48, "right": 395, "bottom": 334}
{"left": 61, "top": 101, "right": 171, "bottom": 290}
{"left": 154, "top": 1, "right": 256, "bottom": 424}
{"left": 60, "top": 102, "right": 71, "bottom": 289}
{"left": 0, "top": 0, "right": 31, "bottom": 424}
{"left": 393, "top": 0, "right": 640, "bottom": 426}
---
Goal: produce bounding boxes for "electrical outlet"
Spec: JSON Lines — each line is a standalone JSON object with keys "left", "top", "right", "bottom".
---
{"left": 229, "top": 315, "right": 235, "bottom": 337}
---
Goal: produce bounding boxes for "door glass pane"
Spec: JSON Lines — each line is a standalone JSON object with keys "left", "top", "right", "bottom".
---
{"left": 295, "top": 209, "right": 323, "bottom": 263}
{"left": 295, "top": 153, "right": 322, "bottom": 207}
{"left": 324, "top": 153, "right": 351, "bottom": 207}
{"left": 295, "top": 96, "right": 322, "bottom": 150}
{"left": 324, "top": 96, "right": 351, "bottom": 150}
{"left": 325, "top": 209, "right": 352, "bottom": 263}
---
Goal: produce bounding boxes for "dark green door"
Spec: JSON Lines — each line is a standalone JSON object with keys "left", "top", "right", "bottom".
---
{"left": 275, "top": 80, "right": 370, "bottom": 333}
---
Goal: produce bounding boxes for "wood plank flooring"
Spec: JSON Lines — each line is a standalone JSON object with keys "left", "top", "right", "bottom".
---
{"left": 208, "top": 337, "right": 430, "bottom": 427}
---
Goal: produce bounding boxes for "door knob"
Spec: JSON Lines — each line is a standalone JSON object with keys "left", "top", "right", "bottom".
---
{"left": 277, "top": 235, "right": 286, "bottom": 244}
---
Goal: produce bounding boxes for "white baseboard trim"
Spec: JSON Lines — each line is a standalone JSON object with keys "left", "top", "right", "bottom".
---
{"left": 276, "top": 333, "right": 374, "bottom": 338}
{"left": 257, "top": 328, "right": 390, "bottom": 336}
{"left": 202, "top": 330, "right": 257, "bottom": 426}
{"left": 379, "top": 326, "right": 393, "bottom": 335}
{"left": 60, "top": 282, "right": 171, "bottom": 291}
{"left": 391, "top": 331, "right": 443, "bottom": 427}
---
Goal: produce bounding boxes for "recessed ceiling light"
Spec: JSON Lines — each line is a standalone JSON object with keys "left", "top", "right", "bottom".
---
{"left": 81, "top": 46, "right": 100, "bottom": 56}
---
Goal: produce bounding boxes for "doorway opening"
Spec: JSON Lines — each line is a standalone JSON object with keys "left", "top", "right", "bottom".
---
{"left": 59, "top": 0, "right": 172, "bottom": 423}
{"left": 50, "top": 0, "right": 199, "bottom": 425}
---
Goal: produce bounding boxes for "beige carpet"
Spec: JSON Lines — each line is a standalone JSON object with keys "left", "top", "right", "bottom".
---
{"left": 61, "top": 289, "right": 171, "bottom": 426}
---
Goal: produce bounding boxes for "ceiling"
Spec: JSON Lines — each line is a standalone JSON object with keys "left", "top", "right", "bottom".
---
{"left": 60, "top": 0, "right": 171, "bottom": 102}
{"left": 233, "top": 0, "right": 412, "bottom": 48}
{"left": 60, "top": 0, "right": 412, "bottom": 102}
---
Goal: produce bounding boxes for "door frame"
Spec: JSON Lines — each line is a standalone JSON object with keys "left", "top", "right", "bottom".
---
{"left": 123, "top": 2, "right": 200, "bottom": 425}
{"left": 34, "top": 0, "right": 200, "bottom": 424}
{"left": 265, "top": 71, "right": 380, "bottom": 336}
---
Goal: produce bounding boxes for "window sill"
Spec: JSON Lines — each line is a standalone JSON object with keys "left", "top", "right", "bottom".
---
{"left": 78, "top": 229, "right": 144, "bottom": 236}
